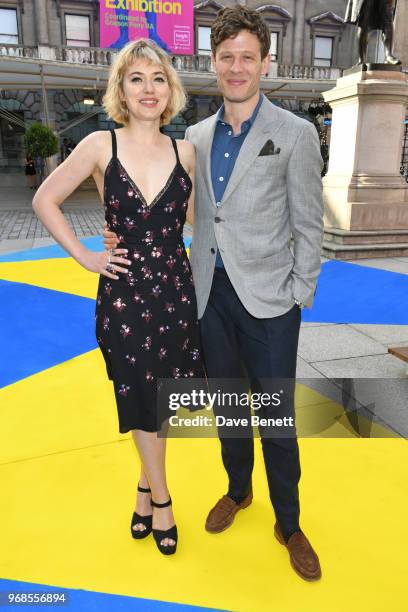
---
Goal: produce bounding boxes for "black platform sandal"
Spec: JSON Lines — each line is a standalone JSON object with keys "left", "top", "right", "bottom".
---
{"left": 151, "top": 498, "right": 178, "bottom": 555}
{"left": 130, "top": 485, "right": 152, "bottom": 539}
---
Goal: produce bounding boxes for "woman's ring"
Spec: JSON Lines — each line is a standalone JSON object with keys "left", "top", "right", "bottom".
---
{"left": 106, "top": 263, "right": 114, "bottom": 273}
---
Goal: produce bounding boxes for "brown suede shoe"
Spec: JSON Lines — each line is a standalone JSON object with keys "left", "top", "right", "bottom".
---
{"left": 274, "top": 523, "right": 322, "bottom": 581}
{"left": 205, "top": 491, "right": 253, "bottom": 533}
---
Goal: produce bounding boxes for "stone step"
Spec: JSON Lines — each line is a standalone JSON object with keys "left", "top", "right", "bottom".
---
{"left": 322, "top": 240, "right": 408, "bottom": 260}
{"left": 324, "top": 227, "right": 408, "bottom": 245}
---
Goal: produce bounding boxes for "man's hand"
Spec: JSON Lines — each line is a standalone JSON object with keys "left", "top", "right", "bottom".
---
{"left": 103, "top": 222, "right": 120, "bottom": 250}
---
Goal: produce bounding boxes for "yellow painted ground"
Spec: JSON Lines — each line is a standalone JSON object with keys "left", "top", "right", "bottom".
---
{"left": 1, "top": 257, "right": 407, "bottom": 611}
{"left": 0, "top": 259, "right": 98, "bottom": 298}
{"left": 1, "top": 351, "right": 407, "bottom": 612}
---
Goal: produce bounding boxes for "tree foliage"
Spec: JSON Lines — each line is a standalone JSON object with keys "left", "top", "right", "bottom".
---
{"left": 25, "top": 123, "right": 59, "bottom": 158}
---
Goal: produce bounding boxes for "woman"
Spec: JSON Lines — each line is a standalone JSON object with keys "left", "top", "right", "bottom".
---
{"left": 25, "top": 154, "right": 36, "bottom": 189}
{"left": 33, "top": 39, "right": 204, "bottom": 555}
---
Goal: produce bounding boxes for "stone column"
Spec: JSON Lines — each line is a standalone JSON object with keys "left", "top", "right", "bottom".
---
{"left": 34, "top": 0, "right": 50, "bottom": 46}
{"left": 292, "top": 0, "right": 306, "bottom": 65}
{"left": 321, "top": 66, "right": 408, "bottom": 259}
{"left": 393, "top": 0, "right": 408, "bottom": 68}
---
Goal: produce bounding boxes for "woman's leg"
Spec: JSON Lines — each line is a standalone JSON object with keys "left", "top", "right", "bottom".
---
{"left": 131, "top": 430, "right": 175, "bottom": 546}
{"left": 131, "top": 466, "right": 151, "bottom": 533}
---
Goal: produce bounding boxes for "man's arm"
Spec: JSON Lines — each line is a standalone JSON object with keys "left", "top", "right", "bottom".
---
{"left": 287, "top": 122, "right": 324, "bottom": 309}
{"left": 103, "top": 222, "right": 120, "bottom": 251}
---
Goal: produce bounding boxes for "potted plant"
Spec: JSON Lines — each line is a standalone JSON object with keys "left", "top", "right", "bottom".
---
{"left": 24, "top": 123, "right": 59, "bottom": 184}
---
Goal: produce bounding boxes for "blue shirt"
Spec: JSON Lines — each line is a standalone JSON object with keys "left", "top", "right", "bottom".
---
{"left": 211, "top": 94, "right": 264, "bottom": 267}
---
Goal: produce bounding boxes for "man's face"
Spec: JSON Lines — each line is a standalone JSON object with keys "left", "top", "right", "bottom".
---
{"left": 212, "top": 29, "right": 270, "bottom": 104}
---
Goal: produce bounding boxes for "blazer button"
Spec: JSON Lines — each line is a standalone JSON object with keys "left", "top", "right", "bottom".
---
{"left": 214, "top": 217, "right": 222, "bottom": 223}
{"left": 210, "top": 248, "right": 215, "bottom": 254}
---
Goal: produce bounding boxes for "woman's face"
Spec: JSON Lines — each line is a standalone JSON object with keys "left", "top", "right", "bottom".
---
{"left": 120, "top": 58, "right": 170, "bottom": 124}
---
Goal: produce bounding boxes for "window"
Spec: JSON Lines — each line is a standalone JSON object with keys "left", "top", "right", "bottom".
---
{"left": 198, "top": 26, "right": 211, "bottom": 55}
{"left": 0, "top": 8, "right": 18, "bottom": 44}
{"left": 270, "top": 32, "right": 278, "bottom": 62}
{"left": 314, "top": 36, "right": 333, "bottom": 67}
{"left": 65, "top": 14, "right": 90, "bottom": 47}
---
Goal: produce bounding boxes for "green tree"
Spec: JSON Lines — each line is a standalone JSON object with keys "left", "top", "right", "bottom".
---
{"left": 25, "top": 123, "right": 59, "bottom": 183}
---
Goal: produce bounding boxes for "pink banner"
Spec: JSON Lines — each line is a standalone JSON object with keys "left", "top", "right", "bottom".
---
{"left": 100, "top": 0, "right": 194, "bottom": 55}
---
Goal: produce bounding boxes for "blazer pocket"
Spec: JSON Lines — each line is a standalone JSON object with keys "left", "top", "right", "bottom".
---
{"left": 251, "top": 155, "right": 285, "bottom": 175}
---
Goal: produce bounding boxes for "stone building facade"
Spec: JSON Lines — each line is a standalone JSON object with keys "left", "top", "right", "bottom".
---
{"left": 0, "top": 0, "right": 407, "bottom": 174}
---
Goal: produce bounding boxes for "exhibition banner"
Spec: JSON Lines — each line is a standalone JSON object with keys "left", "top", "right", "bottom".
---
{"left": 99, "top": 0, "right": 194, "bottom": 54}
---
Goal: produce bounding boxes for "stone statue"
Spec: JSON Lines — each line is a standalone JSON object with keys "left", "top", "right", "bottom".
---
{"left": 345, "top": 0, "right": 401, "bottom": 65}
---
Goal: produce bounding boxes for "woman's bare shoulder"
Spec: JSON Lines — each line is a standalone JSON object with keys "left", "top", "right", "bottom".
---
{"left": 76, "top": 131, "right": 112, "bottom": 171}
{"left": 78, "top": 130, "right": 111, "bottom": 150}
{"left": 176, "top": 138, "right": 195, "bottom": 170}
{"left": 71, "top": 130, "right": 111, "bottom": 158}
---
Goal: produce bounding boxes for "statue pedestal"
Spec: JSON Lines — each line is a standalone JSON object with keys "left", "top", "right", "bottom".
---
{"left": 321, "top": 65, "right": 408, "bottom": 259}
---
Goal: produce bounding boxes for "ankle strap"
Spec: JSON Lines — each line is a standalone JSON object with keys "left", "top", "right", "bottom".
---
{"left": 151, "top": 497, "right": 172, "bottom": 508}
{"left": 138, "top": 485, "right": 151, "bottom": 493}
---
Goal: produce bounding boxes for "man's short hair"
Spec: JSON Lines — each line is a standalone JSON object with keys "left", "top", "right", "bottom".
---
{"left": 211, "top": 6, "right": 271, "bottom": 60}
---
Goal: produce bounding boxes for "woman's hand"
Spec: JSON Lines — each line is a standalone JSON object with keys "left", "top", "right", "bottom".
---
{"left": 79, "top": 248, "right": 131, "bottom": 280}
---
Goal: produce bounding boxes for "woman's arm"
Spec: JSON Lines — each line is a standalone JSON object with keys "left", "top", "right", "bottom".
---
{"left": 33, "top": 131, "right": 130, "bottom": 279}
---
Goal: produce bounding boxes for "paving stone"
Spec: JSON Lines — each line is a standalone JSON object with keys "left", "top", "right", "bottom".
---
{"left": 301, "top": 322, "right": 335, "bottom": 328}
{"left": 349, "top": 324, "right": 408, "bottom": 346}
{"left": 296, "top": 357, "right": 323, "bottom": 378}
{"left": 311, "top": 354, "right": 408, "bottom": 379}
{"left": 298, "top": 325, "right": 386, "bottom": 362}
{"left": 0, "top": 238, "right": 34, "bottom": 252}
{"left": 348, "top": 258, "right": 408, "bottom": 275}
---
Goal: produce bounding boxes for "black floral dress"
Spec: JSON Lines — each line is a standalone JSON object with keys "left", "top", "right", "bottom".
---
{"left": 96, "top": 130, "right": 204, "bottom": 433}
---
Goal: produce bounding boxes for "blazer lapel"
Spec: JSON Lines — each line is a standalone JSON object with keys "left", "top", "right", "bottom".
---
{"left": 220, "top": 101, "right": 284, "bottom": 206}
{"left": 197, "top": 114, "right": 218, "bottom": 207}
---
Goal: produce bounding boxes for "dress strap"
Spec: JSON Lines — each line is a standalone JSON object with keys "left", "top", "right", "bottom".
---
{"left": 110, "top": 129, "right": 117, "bottom": 159}
{"left": 171, "top": 138, "right": 180, "bottom": 165}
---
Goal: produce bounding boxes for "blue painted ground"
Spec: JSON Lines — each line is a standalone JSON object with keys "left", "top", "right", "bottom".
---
{"left": 1, "top": 241, "right": 407, "bottom": 388}
{"left": 0, "top": 280, "right": 96, "bottom": 388}
{"left": 1, "top": 239, "right": 406, "bottom": 325}
{"left": 0, "top": 237, "right": 104, "bottom": 263}
{"left": 0, "top": 579, "right": 223, "bottom": 612}
{"left": 0, "top": 237, "right": 192, "bottom": 263}
{"left": 305, "top": 260, "right": 408, "bottom": 325}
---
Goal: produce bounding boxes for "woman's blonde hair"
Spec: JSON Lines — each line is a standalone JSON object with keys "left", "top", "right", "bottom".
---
{"left": 103, "top": 39, "right": 186, "bottom": 126}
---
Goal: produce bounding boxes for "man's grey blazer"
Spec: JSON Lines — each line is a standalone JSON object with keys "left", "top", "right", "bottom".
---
{"left": 185, "top": 96, "right": 324, "bottom": 320}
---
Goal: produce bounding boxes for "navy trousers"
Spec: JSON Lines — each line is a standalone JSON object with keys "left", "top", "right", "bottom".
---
{"left": 200, "top": 267, "right": 302, "bottom": 540}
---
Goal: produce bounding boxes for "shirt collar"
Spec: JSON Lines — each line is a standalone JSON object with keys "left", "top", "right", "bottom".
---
{"left": 216, "top": 94, "right": 264, "bottom": 134}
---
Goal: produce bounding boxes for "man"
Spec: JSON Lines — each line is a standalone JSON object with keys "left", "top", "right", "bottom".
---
{"left": 345, "top": 0, "right": 401, "bottom": 64}
{"left": 104, "top": 6, "right": 323, "bottom": 581}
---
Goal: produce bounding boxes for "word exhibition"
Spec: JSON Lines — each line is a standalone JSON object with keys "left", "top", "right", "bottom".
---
{"left": 104, "top": 0, "right": 182, "bottom": 14}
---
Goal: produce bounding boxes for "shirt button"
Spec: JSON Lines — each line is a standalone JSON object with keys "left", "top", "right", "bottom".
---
{"left": 210, "top": 247, "right": 215, "bottom": 254}
{"left": 219, "top": 177, "right": 224, "bottom": 182}
{"left": 224, "top": 153, "right": 229, "bottom": 158}
{"left": 228, "top": 131, "right": 232, "bottom": 136}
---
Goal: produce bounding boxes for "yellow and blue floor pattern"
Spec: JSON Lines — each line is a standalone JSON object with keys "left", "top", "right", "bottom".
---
{"left": 1, "top": 238, "right": 408, "bottom": 611}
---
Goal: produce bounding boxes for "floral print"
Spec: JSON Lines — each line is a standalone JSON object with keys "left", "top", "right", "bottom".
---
{"left": 96, "top": 133, "right": 204, "bottom": 433}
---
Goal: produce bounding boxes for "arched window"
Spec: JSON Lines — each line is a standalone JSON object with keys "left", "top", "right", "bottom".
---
{"left": 194, "top": 1, "right": 224, "bottom": 55}
{"left": 308, "top": 12, "right": 345, "bottom": 67}
{"left": 257, "top": 5, "right": 292, "bottom": 63}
